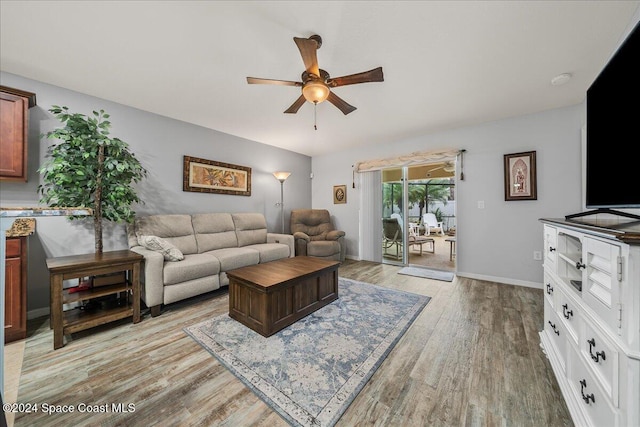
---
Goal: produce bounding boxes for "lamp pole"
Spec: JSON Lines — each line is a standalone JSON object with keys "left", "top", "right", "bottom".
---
{"left": 273, "top": 172, "right": 291, "bottom": 233}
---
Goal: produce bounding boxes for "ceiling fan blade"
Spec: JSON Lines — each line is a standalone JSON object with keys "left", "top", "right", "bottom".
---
{"left": 327, "top": 91, "right": 357, "bottom": 115}
{"left": 293, "top": 37, "right": 320, "bottom": 76}
{"left": 327, "top": 67, "right": 384, "bottom": 87}
{"left": 247, "top": 77, "right": 302, "bottom": 86}
{"left": 284, "top": 95, "right": 307, "bottom": 114}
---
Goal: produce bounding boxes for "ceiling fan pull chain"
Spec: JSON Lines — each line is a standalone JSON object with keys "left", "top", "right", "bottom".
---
{"left": 314, "top": 102, "right": 318, "bottom": 130}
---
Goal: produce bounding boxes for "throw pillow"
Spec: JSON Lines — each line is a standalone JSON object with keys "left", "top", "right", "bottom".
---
{"left": 138, "top": 235, "right": 184, "bottom": 261}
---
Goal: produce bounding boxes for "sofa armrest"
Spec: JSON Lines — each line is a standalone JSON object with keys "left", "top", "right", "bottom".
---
{"left": 267, "top": 233, "right": 295, "bottom": 258}
{"left": 326, "top": 230, "right": 346, "bottom": 240}
{"left": 130, "top": 245, "right": 165, "bottom": 308}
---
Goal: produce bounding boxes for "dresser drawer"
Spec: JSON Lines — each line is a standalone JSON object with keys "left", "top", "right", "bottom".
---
{"left": 543, "top": 271, "right": 556, "bottom": 308}
{"left": 557, "top": 287, "right": 580, "bottom": 345}
{"left": 545, "top": 303, "right": 567, "bottom": 373}
{"left": 544, "top": 224, "right": 558, "bottom": 272}
{"left": 581, "top": 319, "right": 619, "bottom": 407}
{"left": 568, "top": 344, "right": 618, "bottom": 427}
{"left": 5, "top": 237, "right": 22, "bottom": 257}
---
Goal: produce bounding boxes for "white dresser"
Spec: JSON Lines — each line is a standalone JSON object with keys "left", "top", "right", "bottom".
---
{"left": 540, "top": 217, "right": 640, "bottom": 427}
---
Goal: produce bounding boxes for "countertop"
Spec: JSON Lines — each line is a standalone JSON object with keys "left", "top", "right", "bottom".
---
{"left": 5, "top": 218, "right": 35, "bottom": 237}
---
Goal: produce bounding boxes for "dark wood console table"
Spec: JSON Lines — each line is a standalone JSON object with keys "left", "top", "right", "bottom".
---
{"left": 46, "top": 250, "right": 143, "bottom": 349}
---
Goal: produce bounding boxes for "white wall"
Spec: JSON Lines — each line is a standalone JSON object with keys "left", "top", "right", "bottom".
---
{"left": 312, "top": 104, "right": 586, "bottom": 287}
{"left": 0, "top": 72, "right": 312, "bottom": 315}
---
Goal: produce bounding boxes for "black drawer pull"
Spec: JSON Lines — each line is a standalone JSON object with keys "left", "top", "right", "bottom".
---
{"left": 576, "top": 260, "right": 586, "bottom": 270}
{"left": 580, "top": 379, "right": 595, "bottom": 404}
{"left": 549, "top": 246, "right": 556, "bottom": 252}
{"left": 562, "top": 304, "right": 573, "bottom": 319}
{"left": 546, "top": 283, "right": 553, "bottom": 295}
{"left": 548, "top": 320, "right": 559, "bottom": 336}
{"left": 587, "top": 338, "right": 606, "bottom": 363}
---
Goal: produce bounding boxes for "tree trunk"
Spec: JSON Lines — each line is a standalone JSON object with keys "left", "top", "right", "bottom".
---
{"left": 94, "top": 144, "right": 105, "bottom": 253}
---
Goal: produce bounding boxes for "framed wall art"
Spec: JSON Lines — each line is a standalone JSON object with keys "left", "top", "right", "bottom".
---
{"left": 333, "top": 185, "right": 347, "bottom": 204}
{"left": 183, "top": 155, "right": 251, "bottom": 196}
{"left": 504, "top": 151, "right": 537, "bottom": 201}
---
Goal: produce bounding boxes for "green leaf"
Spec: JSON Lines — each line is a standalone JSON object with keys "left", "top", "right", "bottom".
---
{"left": 38, "top": 106, "right": 147, "bottom": 228}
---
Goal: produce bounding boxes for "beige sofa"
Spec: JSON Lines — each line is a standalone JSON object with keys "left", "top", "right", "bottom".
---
{"left": 127, "top": 212, "right": 294, "bottom": 316}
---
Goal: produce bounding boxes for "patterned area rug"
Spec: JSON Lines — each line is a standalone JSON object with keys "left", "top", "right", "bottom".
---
{"left": 398, "top": 266, "right": 455, "bottom": 282}
{"left": 185, "top": 278, "right": 430, "bottom": 427}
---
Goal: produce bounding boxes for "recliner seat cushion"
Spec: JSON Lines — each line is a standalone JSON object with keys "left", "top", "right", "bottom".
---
{"left": 307, "top": 241, "right": 341, "bottom": 258}
{"left": 163, "top": 253, "right": 220, "bottom": 285}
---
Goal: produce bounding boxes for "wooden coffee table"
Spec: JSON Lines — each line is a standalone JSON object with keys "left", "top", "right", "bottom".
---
{"left": 227, "top": 256, "right": 340, "bottom": 337}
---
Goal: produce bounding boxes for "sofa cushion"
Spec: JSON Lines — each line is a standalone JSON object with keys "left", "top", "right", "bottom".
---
{"left": 232, "top": 213, "right": 268, "bottom": 247}
{"left": 192, "top": 213, "right": 238, "bottom": 252}
{"left": 138, "top": 235, "right": 185, "bottom": 262}
{"left": 245, "top": 243, "right": 290, "bottom": 263}
{"left": 133, "top": 214, "right": 198, "bottom": 255}
{"left": 163, "top": 253, "right": 220, "bottom": 286}
{"left": 205, "top": 247, "right": 259, "bottom": 271}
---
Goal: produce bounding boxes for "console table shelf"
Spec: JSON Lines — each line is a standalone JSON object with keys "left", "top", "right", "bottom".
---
{"left": 63, "top": 282, "right": 131, "bottom": 304}
{"left": 46, "top": 250, "right": 143, "bottom": 349}
{"left": 63, "top": 305, "right": 134, "bottom": 335}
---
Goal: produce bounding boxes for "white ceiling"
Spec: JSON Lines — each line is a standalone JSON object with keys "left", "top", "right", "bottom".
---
{"left": 1, "top": 1, "right": 638, "bottom": 157}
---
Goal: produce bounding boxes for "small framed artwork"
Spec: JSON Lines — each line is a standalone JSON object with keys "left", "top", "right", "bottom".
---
{"left": 504, "top": 151, "right": 537, "bottom": 201}
{"left": 333, "top": 185, "right": 347, "bottom": 204}
{"left": 183, "top": 155, "right": 251, "bottom": 196}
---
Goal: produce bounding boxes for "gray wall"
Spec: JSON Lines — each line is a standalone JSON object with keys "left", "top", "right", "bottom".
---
{"left": 310, "top": 11, "right": 640, "bottom": 288}
{"left": 311, "top": 104, "right": 586, "bottom": 287}
{"left": 0, "top": 72, "right": 312, "bottom": 316}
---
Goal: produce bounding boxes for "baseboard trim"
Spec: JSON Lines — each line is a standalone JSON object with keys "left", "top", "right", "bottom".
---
{"left": 27, "top": 307, "right": 50, "bottom": 320}
{"left": 456, "top": 271, "right": 542, "bottom": 289}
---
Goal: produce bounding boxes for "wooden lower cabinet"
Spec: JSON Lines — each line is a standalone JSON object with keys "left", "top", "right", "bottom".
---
{"left": 5, "top": 236, "right": 27, "bottom": 343}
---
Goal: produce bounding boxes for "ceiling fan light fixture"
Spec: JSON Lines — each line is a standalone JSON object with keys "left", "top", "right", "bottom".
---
{"left": 302, "top": 80, "right": 330, "bottom": 103}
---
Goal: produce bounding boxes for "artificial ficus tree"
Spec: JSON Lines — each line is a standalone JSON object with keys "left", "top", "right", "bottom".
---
{"left": 38, "top": 106, "right": 147, "bottom": 253}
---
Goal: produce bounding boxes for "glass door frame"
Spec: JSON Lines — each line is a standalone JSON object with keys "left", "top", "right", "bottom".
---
{"left": 382, "top": 167, "right": 410, "bottom": 265}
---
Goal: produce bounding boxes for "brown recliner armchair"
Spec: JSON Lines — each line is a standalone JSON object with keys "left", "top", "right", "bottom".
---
{"left": 290, "top": 209, "right": 346, "bottom": 262}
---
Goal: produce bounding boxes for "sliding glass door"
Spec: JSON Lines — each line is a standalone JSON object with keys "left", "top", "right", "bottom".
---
{"left": 381, "top": 164, "right": 456, "bottom": 270}
{"left": 382, "top": 167, "right": 407, "bottom": 264}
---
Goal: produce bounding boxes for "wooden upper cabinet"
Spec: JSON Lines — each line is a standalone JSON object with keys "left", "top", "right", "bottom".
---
{"left": 0, "top": 85, "right": 36, "bottom": 182}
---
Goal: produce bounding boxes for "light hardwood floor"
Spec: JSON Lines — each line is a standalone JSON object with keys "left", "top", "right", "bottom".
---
{"left": 6, "top": 260, "right": 572, "bottom": 426}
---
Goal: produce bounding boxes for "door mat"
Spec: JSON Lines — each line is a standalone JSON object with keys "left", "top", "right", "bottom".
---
{"left": 398, "top": 266, "right": 455, "bottom": 282}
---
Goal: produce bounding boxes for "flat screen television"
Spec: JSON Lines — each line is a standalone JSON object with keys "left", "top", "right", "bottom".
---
{"left": 585, "top": 21, "right": 640, "bottom": 209}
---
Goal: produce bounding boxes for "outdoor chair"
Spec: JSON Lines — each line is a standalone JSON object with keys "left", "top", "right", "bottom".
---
{"left": 422, "top": 212, "right": 445, "bottom": 236}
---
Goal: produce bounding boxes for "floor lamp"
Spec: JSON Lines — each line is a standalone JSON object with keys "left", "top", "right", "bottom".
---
{"left": 273, "top": 172, "right": 291, "bottom": 233}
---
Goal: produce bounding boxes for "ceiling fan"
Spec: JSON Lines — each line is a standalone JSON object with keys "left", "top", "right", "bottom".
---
{"left": 246, "top": 34, "right": 384, "bottom": 117}
{"left": 428, "top": 161, "right": 456, "bottom": 173}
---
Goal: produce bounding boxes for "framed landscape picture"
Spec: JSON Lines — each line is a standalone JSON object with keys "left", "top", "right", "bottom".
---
{"left": 183, "top": 156, "right": 251, "bottom": 196}
{"left": 504, "top": 151, "right": 536, "bottom": 201}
